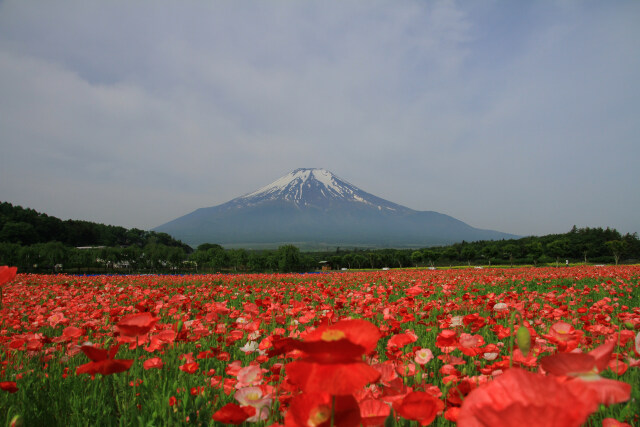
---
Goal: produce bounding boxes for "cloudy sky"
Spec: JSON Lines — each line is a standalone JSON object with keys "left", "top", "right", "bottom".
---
{"left": 1, "top": 1, "right": 639, "bottom": 237}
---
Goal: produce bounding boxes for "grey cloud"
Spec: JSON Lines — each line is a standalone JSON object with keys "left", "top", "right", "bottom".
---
{"left": 1, "top": 0, "right": 639, "bottom": 236}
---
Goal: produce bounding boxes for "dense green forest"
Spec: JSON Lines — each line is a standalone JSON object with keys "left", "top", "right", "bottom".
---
{"left": 1, "top": 202, "right": 638, "bottom": 273}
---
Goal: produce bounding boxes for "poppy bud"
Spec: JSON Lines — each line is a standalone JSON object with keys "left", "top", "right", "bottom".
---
{"left": 624, "top": 321, "right": 634, "bottom": 329}
{"left": 516, "top": 326, "right": 531, "bottom": 356}
{"left": 10, "top": 415, "right": 23, "bottom": 427}
{"left": 176, "top": 320, "right": 183, "bottom": 334}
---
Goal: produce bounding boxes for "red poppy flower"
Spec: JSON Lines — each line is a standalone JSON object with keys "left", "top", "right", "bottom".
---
{"left": 578, "top": 377, "right": 631, "bottom": 407}
{"left": 602, "top": 418, "right": 631, "bottom": 427}
{"left": 53, "top": 326, "right": 84, "bottom": 343}
{"left": 457, "top": 368, "right": 599, "bottom": 427}
{"left": 0, "top": 381, "right": 18, "bottom": 393}
{"left": 359, "top": 399, "right": 391, "bottom": 427}
{"left": 608, "top": 359, "right": 628, "bottom": 376}
{"left": 435, "top": 330, "right": 457, "bottom": 348}
{"left": 287, "top": 359, "right": 381, "bottom": 395}
{"left": 542, "top": 321, "right": 582, "bottom": 352}
{"left": 8, "top": 338, "right": 25, "bottom": 350}
{"left": 116, "top": 312, "right": 159, "bottom": 338}
{"left": 298, "top": 319, "right": 381, "bottom": 357}
{"left": 379, "top": 376, "right": 412, "bottom": 406}
{"left": 145, "top": 329, "right": 176, "bottom": 352}
{"left": 281, "top": 320, "right": 382, "bottom": 395}
{"left": 143, "top": 357, "right": 164, "bottom": 370}
{"left": 211, "top": 403, "right": 256, "bottom": 424}
{"left": 284, "top": 392, "right": 361, "bottom": 427}
{"left": 393, "top": 391, "right": 444, "bottom": 426}
{"left": 462, "top": 314, "right": 486, "bottom": 332}
{"left": 444, "top": 406, "right": 460, "bottom": 423}
{"left": 458, "top": 333, "right": 485, "bottom": 357}
{"left": 543, "top": 339, "right": 614, "bottom": 373}
{"left": 387, "top": 333, "right": 416, "bottom": 351}
{"left": 179, "top": 361, "right": 199, "bottom": 374}
{"left": 540, "top": 340, "right": 631, "bottom": 406}
{"left": 76, "top": 344, "right": 134, "bottom": 376}
{"left": 0, "top": 266, "right": 17, "bottom": 286}
{"left": 446, "top": 379, "right": 476, "bottom": 407}
{"left": 541, "top": 352, "right": 599, "bottom": 376}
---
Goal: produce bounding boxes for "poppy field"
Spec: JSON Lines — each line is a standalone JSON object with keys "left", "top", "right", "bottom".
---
{"left": 1, "top": 265, "right": 639, "bottom": 426}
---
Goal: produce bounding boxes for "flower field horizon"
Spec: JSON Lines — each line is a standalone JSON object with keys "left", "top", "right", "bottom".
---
{"left": 1, "top": 265, "right": 639, "bottom": 426}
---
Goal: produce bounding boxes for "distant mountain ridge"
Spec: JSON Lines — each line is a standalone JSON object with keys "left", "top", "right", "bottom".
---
{"left": 154, "top": 168, "right": 519, "bottom": 248}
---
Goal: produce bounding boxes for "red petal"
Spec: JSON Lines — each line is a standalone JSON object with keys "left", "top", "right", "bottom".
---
{"left": 458, "top": 368, "right": 599, "bottom": 427}
{"left": 80, "top": 345, "right": 108, "bottom": 362}
{"left": 359, "top": 399, "right": 391, "bottom": 427}
{"left": 589, "top": 340, "right": 616, "bottom": 372}
{"left": 285, "top": 393, "right": 361, "bottom": 427}
{"left": 116, "top": 312, "right": 159, "bottom": 337}
{"left": 576, "top": 377, "right": 631, "bottom": 406}
{"left": 540, "top": 353, "right": 596, "bottom": 376}
{"left": 286, "top": 360, "right": 381, "bottom": 395}
{"left": 303, "top": 319, "right": 381, "bottom": 354}
{"left": 393, "top": 391, "right": 444, "bottom": 426}
{"left": 211, "top": 403, "right": 255, "bottom": 425}
{"left": 0, "top": 266, "right": 18, "bottom": 286}
{"left": 0, "top": 381, "right": 18, "bottom": 393}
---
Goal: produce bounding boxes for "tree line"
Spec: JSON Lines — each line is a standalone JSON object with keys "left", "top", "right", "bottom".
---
{"left": 0, "top": 202, "right": 191, "bottom": 249}
{"left": 1, "top": 202, "right": 638, "bottom": 272}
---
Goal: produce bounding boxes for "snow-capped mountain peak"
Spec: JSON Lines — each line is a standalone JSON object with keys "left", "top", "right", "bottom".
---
{"left": 235, "top": 168, "right": 406, "bottom": 211}
{"left": 155, "top": 168, "right": 520, "bottom": 247}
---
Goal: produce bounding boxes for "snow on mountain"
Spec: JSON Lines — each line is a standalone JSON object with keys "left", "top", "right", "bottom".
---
{"left": 235, "top": 168, "right": 405, "bottom": 211}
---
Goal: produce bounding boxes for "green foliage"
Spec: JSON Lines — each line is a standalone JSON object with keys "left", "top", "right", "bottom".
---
{"left": 605, "top": 240, "right": 627, "bottom": 265}
{"left": 277, "top": 245, "right": 302, "bottom": 272}
{"left": 0, "top": 202, "right": 191, "bottom": 251}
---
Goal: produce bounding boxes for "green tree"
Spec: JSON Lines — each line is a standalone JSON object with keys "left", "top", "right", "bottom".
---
{"left": 546, "top": 239, "right": 570, "bottom": 267}
{"left": 329, "top": 255, "right": 342, "bottom": 270}
{"left": 395, "top": 251, "right": 410, "bottom": 268}
{"left": 578, "top": 242, "right": 595, "bottom": 264}
{"left": 353, "top": 254, "right": 367, "bottom": 269}
{"left": 411, "top": 251, "right": 423, "bottom": 267}
{"left": 605, "top": 240, "right": 626, "bottom": 265}
{"left": 0, "top": 242, "right": 21, "bottom": 266}
{"left": 480, "top": 244, "right": 498, "bottom": 265}
{"left": 0, "top": 222, "right": 39, "bottom": 245}
{"left": 442, "top": 247, "right": 459, "bottom": 264}
{"left": 502, "top": 244, "right": 519, "bottom": 267}
{"left": 342, "top": 253, "right": 354, "bottom": 269}
{"left": 197, "top": 243, "right": 224, "bottom": 252}
{"left": 143, "top": 243, "right": 171, "bottom": 271}
{"left": 167, "top": 247, "right": 186, "bottom": 269}
{"left": 277, "top": 245, "right": 301, "bottom": 272}
{"left": 367, "top": 252, "right": 380, "bottom": 269}
{"left": 460, "top": 247, "right": 476, "bottom": 266}
{"left": 190, "top": 249, "right": 210, "bottom": 272}
{"left": 229, "top": 249, "right": 248, "bottom": 271}
{"left": 525, "top": 241, "right": 543, "bottom": 266}
{"left": 422, "top": 250, "right": 439, "bottom": 267}
{"left": 19, "top": 245, "right": 40, "bottom": 270}
{"left": 247, "top": 252, "right": 267, "bottom": 272}
{"left": 210, "top": 248, "right": 230, "bottom": 270}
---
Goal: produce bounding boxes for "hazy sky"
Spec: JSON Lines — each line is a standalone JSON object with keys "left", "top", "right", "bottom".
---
{"left": 1, "top": 1, "right": 639, "bottom": 237}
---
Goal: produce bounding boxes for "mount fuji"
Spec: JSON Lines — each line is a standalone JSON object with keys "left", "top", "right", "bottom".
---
{"left": 154, "top": 168, "right": 518, "bottom": 248}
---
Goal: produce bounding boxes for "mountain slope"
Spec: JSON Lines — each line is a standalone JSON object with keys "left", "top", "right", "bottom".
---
{"left": 154, "top": 168, "right": 518, "bottom": 248}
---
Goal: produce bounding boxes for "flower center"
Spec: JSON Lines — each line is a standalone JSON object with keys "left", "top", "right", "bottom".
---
{"left": 308, "top": 405, "right": 331, "bottom": 427}
{"left": 247, "top": 391, "right": 261, "bottom": 401}
{"left": 321, "top": 329, "right": 346, "bottom": 342}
